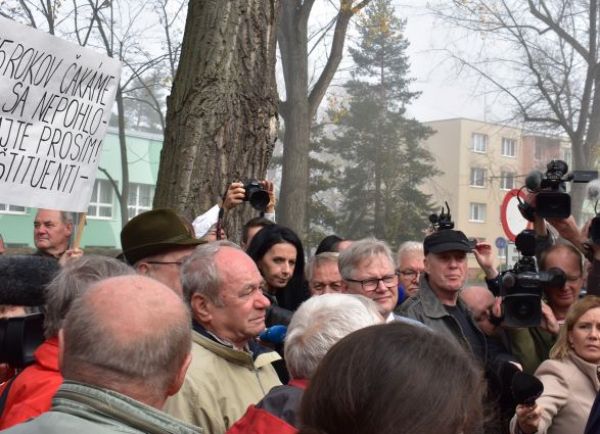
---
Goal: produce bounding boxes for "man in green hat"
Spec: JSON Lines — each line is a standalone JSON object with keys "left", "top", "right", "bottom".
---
{"left": 120, "top": 209, "right": 205, "bottom": 296}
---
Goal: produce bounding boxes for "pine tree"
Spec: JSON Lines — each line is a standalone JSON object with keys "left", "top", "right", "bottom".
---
{"left": 323, "top": 0, "right": 440, "bottom": 246}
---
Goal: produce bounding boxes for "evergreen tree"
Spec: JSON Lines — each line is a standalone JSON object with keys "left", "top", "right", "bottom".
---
{"left": 323, "top": 0, "right": 440, "bottom": 246}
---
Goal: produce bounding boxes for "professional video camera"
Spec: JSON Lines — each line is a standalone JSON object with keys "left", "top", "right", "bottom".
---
{"left": 243, "top": 180, "right": 270, "bottom": 211}
{"left": 500, "top": 230, "right": 566, "bottom": 327}
{"left": 0, "top": 255, "right": 59, "bottom": 368}
{"left": 429, "top": 201, "right": 455, "bottom": 231}
{"left": 525, "top": 160, "right": 597, "bottom": 219}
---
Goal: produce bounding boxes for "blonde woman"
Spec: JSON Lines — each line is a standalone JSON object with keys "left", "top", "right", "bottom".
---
{"left": 512, "top": 296, "right": 600, "bottom": 434}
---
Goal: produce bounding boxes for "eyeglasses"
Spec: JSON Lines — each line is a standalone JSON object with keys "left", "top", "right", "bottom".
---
{"left": 311, "top": 281, "right": 345, "bottom": 293}
{"left": 346, "top": 273, "right": 398, "bottom": 292}
{"left": 145, "top": 261, "right": 183, "bottom": 266}
{"left": 398, "top": 269, "right": 422, "bottom": 279}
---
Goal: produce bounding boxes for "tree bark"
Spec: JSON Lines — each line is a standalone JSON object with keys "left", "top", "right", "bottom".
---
{"left": 154, "top": 0, "right": 279, "bottom": 243}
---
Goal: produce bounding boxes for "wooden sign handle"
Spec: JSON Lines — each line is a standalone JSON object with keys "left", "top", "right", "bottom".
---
{"left": 72, "top": 212, "right": 87, "bottom": 250}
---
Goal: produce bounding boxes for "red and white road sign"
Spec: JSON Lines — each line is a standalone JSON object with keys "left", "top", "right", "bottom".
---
{"left": 500, "top": 189, "right": 533, "bottom": 242}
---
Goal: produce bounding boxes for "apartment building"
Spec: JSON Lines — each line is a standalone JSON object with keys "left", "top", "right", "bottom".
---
{"left": 422, "top": 117, "right": 521, "bottom": 239}
{"left": 421, "top": 118, "right": 575, "bottom": 276}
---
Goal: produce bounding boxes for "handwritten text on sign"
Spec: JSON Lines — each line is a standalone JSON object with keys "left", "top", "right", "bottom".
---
{"left": 0, "top": 17, "right": 121, "bottom": 212}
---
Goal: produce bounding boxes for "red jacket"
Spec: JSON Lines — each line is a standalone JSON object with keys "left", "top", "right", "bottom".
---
{"left": 0, "top": 337, "right": 62, "bottom": 429}
{"left": 226, "top": 378, "right": 308, "bottom": 434}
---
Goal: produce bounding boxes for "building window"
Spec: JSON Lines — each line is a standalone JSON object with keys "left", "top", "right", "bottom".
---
{"left": 128, "top": 183, "right": 155, "bottom": 220}
{"left": 501, "top": 138, "right": 516, "bottom": 157}
{"left": 470, "top": 167, "right": 486, "bottom": 187}
{"left": 0, "top": 204, "right": 26, "bottom": 214}
{"left": 500, "top": 171, "right": 515, "bottom": 190}
{"left": 88, "top": 179, "right": 114, "bottom": 219}
{"left": 470, "top": 203, "right": 486, "bottom": 222}
{"left": 472, "top": 133, "right": 488, "bottom": 153}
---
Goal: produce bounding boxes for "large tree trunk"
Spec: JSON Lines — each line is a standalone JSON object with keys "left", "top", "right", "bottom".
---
{"left": 277, "top": 1, "right": 368, "bottom": 240}
{"left": 154, "top": 0, "right": 279, "bottom": 243}
{"left": 277, "top": 3, "right": 310, "bottom": 240}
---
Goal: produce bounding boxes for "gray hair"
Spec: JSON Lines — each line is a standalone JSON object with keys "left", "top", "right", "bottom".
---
{"left": 44, "top": 255, "right": 134, "bottom": 338}
{"left": 181, "top": 240, "right": 241, "bottom": 305}
{"left": 61, "top": 276, "right": 191, "bottom": 396}
{"left": 60, "top": 211, "right": 74, "bottom": 225}
{"left": 396, "top": 241, "right": 423, "bottom": 265}
{"left": 338, "top": 238, "right": 394, "bottom": 280}
{"left": 306, "top": 252, "right": 340, "bottom": 282}
{"left": 284, "top": 293, "right": 382, "bottom": 379}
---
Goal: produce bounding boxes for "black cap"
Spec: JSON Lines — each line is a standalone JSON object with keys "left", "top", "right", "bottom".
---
{"left": 423, "top": 230, "right": 474, "bottom": 255}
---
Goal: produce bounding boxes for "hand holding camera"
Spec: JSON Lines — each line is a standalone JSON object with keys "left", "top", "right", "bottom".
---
{"left": 221, "top": 180, "right": 273, "bottom": 212}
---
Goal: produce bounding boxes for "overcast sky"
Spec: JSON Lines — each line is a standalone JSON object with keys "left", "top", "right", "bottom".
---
{"left": 306, "top": 1, "right": 505, "bottom": 123}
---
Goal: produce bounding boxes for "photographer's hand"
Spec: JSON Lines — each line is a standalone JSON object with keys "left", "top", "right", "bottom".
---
{"left": 222, "top": 182, "right": 245, "bottom": 210}
{"left": 473, "top": 242, "right": 498, "bottom": 279}
{"left": 540, "top": 301, "right": 560, "bottom": 335}
{"left": 260, "top": 180, "right": 276, "bottom": 214}
{"left": 547, "top": 215, "right": 586, "bottom": 251}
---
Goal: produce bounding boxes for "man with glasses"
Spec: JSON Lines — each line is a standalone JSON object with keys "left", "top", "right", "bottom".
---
{"left": 307, "top": 252, "right": 347, "bottom": 296}
{"left": 338, "top": 238, "right": 422, "bottom": 325}
{"left": 121, "top": 209, "right": 205, "bottom": 297}
{"left": 400, "top": 230, "right": 487, "bottom": 362}
{"left": 396, "top": 241, "right": 425, "bottom": 301}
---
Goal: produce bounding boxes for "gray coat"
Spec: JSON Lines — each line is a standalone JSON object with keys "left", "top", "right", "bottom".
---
{"left": 2, "top": 381, "right": 202, "bottom": 434}
{"left": 399, "top": 275, "right": 487, "bottom": 362}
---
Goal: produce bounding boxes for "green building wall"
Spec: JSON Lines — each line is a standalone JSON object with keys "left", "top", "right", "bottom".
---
{"left": 0, "top": 128, "right": 163, "bottom": 251}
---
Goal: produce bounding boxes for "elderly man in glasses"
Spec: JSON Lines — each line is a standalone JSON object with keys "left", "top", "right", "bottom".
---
{"left": 396, "top": 241, "right": 425, "bottom": 302}
{"left": 338, "top": 238, "right": 422, "bottom": 326}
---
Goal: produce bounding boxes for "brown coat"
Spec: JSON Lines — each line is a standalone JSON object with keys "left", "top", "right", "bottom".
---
{"left": 510, "top": 352, "right": 600, "bottom": 434}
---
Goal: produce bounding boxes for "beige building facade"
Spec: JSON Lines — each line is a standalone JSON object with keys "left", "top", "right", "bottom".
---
{"left": 421, "top": 118, "right": 523, "bottom": 272}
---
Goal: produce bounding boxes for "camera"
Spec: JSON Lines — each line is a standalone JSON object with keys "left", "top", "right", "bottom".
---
{"left": 243, "top": 180, "right": 270, "bottom": 211}
{"left": 500, "top": 230, "right": 566, "bottom": 327}
{"left": 0, "top": 313, "right": 45, "bottom": 367}
{"left": 429, "top": 202, "right": 455, "bottom": 231}
{"left": 525, "top": 160, "right": 597, "bottom": 219}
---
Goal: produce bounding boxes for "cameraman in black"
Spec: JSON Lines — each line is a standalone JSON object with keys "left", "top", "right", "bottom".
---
{"left": 508, "top": 163, "right": 587, "bottom": 374}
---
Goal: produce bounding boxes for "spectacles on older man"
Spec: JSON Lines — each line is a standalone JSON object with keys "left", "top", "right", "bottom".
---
{"left": 346, "top": 272, "right": 398, "bottom": 292}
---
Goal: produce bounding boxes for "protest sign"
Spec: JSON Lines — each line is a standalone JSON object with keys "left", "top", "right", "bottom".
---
{"left": 0, "top": 17, "right": 121, "bottom": 212}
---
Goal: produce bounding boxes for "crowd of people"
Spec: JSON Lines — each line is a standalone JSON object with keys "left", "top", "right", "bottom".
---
{"left": 2, "top": 180, "right": 600, "bottom": 434}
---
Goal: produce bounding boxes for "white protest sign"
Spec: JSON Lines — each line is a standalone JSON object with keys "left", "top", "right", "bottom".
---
{"left": 0, "top": 17, "right": 121, "bottom": 212}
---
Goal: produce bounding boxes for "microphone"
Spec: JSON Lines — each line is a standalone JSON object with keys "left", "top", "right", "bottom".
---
{"left": 587, "top": 179, "right": 600, "bottom": 202}
{"left": 511, "top": 371, "right": 544, "bottom": 405}
{"left": 525, "top": 171, "right": 543, "bottom": 191}
{"left": 259, "top": 325, "right": 287, "bottom": 345}
{"left": 0, "top": 255, "right": 60, "bottom": 306}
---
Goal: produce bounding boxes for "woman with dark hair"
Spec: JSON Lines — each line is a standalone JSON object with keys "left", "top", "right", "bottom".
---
{"left": 299, "top": 323, "right": 485, "bottom": 434}
{"left": 246, "top": 224, "right": 308, "bottom": 313}
{"left": 314, "top": 235, "right": 351, "bottom": 255}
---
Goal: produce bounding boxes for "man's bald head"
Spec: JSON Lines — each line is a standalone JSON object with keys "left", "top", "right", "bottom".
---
{"left": 461, "top": 285, "right": 497, "bottom": 336}
{"left": 461, "top": 285, "right": 494, "bottom": 310}
{"left": 60, "top": 275, "right": 191, "bottom": 407}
